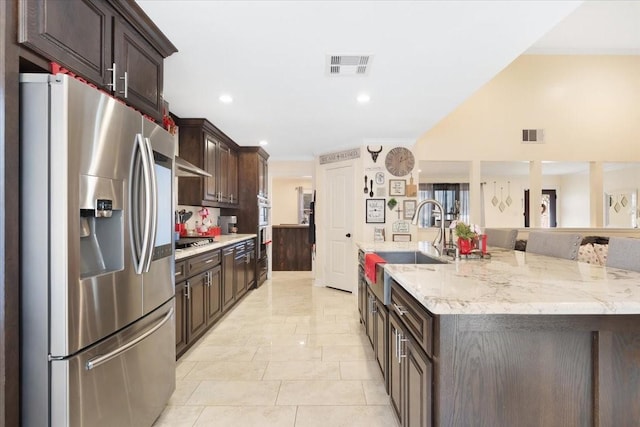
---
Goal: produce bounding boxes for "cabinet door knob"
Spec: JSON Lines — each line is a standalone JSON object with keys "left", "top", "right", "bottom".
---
{"left": 345, "top": 233, "right": 351, "bottom": 238}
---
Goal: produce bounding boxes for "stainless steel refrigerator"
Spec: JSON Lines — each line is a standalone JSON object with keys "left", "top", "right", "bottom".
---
{"left": 20, "top": 74, "right": 176, "bottom": 426}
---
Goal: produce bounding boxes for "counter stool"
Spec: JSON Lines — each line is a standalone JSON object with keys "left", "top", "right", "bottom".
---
{"left": 526, "top": 231, "right": 582, "bottom": 260}
{"left": 606, "top": 237, "right": 640, "bottom": 272}
{"left": 485, "top": 228, "right": 518, "bottom": 250}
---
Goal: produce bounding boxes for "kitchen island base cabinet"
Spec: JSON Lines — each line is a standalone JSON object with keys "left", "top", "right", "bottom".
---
{"left": 388, "top": 278, "right": 640, "bottom": 426}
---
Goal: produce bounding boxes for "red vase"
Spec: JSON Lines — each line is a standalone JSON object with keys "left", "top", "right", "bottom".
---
{"left": 458, "top": 237, "right": 473, "bottom": 255}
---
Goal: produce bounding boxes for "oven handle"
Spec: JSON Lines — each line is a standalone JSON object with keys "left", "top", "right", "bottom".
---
{"left": 86, "top": 306, "right": 173, "bottom": 370}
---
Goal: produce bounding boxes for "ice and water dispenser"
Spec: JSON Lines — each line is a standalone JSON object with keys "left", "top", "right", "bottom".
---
{"left": 79, "top": 175, "right": 124, "bottom": 277}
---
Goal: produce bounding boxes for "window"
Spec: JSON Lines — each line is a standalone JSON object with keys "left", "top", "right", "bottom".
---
{"left": 417, "top": 183, "right": 470, "bottom": 228}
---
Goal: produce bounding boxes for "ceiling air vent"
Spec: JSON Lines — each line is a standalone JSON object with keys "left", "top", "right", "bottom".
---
{"left": 522, "top": 129, "right": 545, "bottom": 143}
{"left": 327, "top": 55, "right": 372, "bottom": 76}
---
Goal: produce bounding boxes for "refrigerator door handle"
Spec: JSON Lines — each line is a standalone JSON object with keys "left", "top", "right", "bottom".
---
{"left": 142, "top": 137, "right": 158, "bottom": 273}
{"left": 131, "top": 133, "right": 152, "bottom": 274}
{"left": 85, "top": 306, "right": 174, "bottom": 371}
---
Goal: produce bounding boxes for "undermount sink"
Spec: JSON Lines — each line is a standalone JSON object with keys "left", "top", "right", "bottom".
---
{"left": 374, "top": 251, "right": 446, "bottom": 265}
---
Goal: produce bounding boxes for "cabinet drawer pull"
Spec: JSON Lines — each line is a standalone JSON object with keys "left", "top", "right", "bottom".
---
{"left": 205, "top": 259, "right": 214, "bottom": 264}
{"left": 175, "top": 270, "right": 182, "bottom": 277}
{"left": 393, "top": 303, "right": 408, "bottom": 316}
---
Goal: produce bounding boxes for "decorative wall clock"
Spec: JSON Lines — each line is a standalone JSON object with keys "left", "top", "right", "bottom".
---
{"left": 384, "top": 147, "right": 415, "bottom": 177}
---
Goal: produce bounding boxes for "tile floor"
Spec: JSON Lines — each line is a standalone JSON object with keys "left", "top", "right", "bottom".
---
{"left": 153, "top": 271, "right": 398, "bottom": 427}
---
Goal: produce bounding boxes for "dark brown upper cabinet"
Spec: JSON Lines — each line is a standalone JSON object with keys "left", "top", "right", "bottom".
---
{"left": 18, "top": 0, "right": 176, "bottom": 121}
{"left": 176, "top": 118, "right": 240, "bottom": 208}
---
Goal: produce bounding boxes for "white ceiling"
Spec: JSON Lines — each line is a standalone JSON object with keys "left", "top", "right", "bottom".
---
{"left": 137, "top": 1, "right": 640, "bottom": 161}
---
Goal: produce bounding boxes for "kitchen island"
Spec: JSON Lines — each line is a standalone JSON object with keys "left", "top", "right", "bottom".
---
{"left": 358, "top": 242, "right": 640, "bottom": 426}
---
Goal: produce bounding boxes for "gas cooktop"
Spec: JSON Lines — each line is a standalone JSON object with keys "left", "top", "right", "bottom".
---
{"left": 175, "top": 237, "right": 216, "bottom": 249}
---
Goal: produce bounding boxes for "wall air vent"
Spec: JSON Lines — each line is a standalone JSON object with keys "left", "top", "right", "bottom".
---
{"left": 522, "top": 129, "right": 545, "bottom": 143}
{"left": 327, "top": 55, "right": 372, "bottom": 76}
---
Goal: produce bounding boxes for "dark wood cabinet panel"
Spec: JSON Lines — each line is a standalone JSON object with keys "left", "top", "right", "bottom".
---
{"left": 174, "top": 282, "right": 188, "bottom": 356}
{"left": 272, "top": 226, "right": 311, "bottom": 271}
{"left": 229, "top": 150, "right": 238, "bottom": 204}
{"left": 176, "top": 118, "right": 240, "bottom": 207}
{"left": 389, "top": 314, "right": 404, "bottom": 426}
{"left": 206, "top": 266, "right": 222, "bottom": 324}
{"left": 228, "top": 147, "right": 269, "bottom": 234}
{"left": 187, "top": 272, "right": 208, "bottom": 341}
{"left": 258, "top": 154, "right": 268, "bottom": 198}
{"left": 222, "top": 247, "right": 236, "bottom": 311}
{"left": 375, "top": 300, "right": 388, "bottom": 391}
{"left": 187, "top": 249, "right": 221, "bottom": 276}
{"left": 19, "top": 0, "right": 112, "bottom": 85}
{"left": 235, "top": 252, "right": 247, "bottom": 298}
{"left": 222, "top": 147, "right": 269, "bottom": 287}
{"left": 204, "top": 134, "right": 218, "bottom": 202}
{"left": 405, "top": 339, "right": 431, "bottom": 427}
{"left": 112, "top": 18, "right": 164, "bottom": 118}
{"left": 246, "top": 240, "right": 256, "bottom": 289}
{"left": 18, "top": 0, "right": 177, "bottom": 121}
{"left": 218, "top": 142, "right": 230, "bottom": 203}
{"left": 391, "top": 282, "right": 433, "bottom": 358}
{"left": 366, "top": 288, "right": 375, "bottom": 347}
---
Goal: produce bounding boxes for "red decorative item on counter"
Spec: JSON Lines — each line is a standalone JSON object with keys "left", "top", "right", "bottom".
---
{"left": 458, "top": 238, "right": 474, "bottom": 255}
{"left": 480, "top": 234, "right": 487, "bottom": 254}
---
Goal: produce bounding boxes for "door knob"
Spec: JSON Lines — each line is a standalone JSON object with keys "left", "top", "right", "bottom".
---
{"left": 345, "top": 233, "right": 351, "bottom": 238}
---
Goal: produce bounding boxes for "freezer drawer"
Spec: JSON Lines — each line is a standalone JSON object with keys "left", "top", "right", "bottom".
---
{"left": 49, "top": 300, "right": 175, "bottom": 427}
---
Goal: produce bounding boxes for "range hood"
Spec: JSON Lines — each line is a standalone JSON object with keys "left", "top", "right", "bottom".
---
{"left": 175, "top": 156, "right": 211, "bottom": 177}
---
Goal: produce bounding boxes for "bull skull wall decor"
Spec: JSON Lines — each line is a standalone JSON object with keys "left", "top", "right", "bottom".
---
{"left": 367, "top": 145, "right": 383, "bottom": 163}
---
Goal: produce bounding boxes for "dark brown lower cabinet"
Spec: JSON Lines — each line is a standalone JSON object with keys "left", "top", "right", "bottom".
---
{"left": 389, "top": 312, "right": 431, "bottom": 427}
{"left": 234, "top": 244, "right": 248, "bottom": 298}
{"left": 374, "top": 298, "right": 388, "bottom": 390}
{"left": 222, "top": 247, "right": 236, "bottom": 311}
{"left": 187, "top": 270, "right": 208, "bottom": 342}
{"left": 174, "top": 281, "right": 188, "bottom": 356}
{"left": 386, "top": 277, "right": 640, "bottom": 426}
{"left": 365, "top": 287, "right": 375, "bottom": 347}
{"left": 205, "top": 265, "right": 222, "bottom": 324}
{"left": 176, "top": 239, "right": 257, "bottom": 358}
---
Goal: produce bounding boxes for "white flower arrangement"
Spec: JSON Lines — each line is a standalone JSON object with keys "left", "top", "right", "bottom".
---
{"left": 449, "top": 220, "right": 482, "bottom": 240}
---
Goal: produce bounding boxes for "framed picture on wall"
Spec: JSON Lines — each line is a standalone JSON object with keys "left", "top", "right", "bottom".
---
{"left": 366, "top": 199, "right": 386, "bottom": 223}
{"left": 403, "top": 200, "right": 417, "bottom": 220}
{"left": 392, "top": 234, "right": 411, "bottom": 242}
{"left": 389, "top": 179, "right": 406, "bottom": 196}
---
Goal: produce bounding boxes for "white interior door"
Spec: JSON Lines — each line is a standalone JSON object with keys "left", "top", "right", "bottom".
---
{"left": 325, "top": 164, "right": 354, "bottom": 292}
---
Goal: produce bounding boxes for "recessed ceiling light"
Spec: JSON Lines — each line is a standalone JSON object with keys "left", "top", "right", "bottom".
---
{"left": 357, "top": 94, "right": 370, "bottom": 103}
{"left": 219, "top": 94, "right": 233, "bottom": 104}
{"left": 259, "top": 140, "right": 268, "bottom": 146}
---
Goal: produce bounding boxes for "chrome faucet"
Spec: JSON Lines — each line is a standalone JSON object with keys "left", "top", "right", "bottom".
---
{"left": 411, "top": 199, "right": 446, "bottom": 254}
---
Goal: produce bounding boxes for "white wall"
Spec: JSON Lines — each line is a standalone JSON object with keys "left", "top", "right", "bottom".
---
{"left": 271, "top": 177, "right": 312, "bottom": 225}
{"left": 413, "top": 55, "right": 640, "bottom": 226}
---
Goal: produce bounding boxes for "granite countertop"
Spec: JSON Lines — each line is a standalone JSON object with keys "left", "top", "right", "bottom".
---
{"left": 175, "top": 234, "right": 256, "bottom": 260}
{"left": 358, "top": 241, "right": 640, "bottom": 316}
